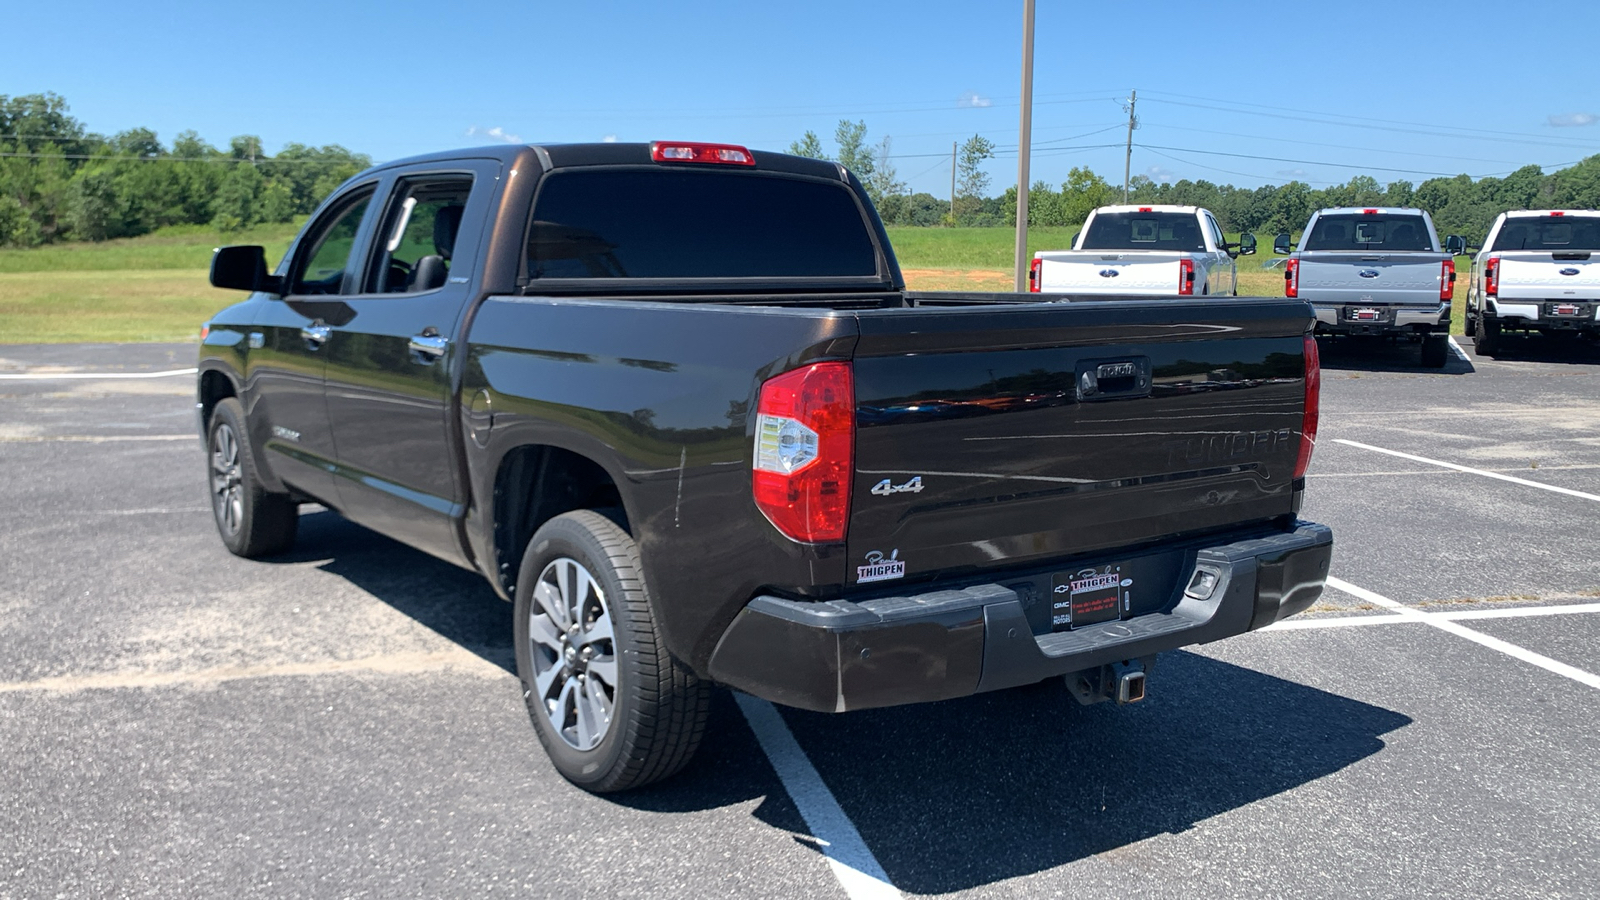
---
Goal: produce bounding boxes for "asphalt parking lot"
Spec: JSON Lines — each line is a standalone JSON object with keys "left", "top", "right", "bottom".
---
{"left": 1, "top": 335, "right": 1597, "bottom": 899}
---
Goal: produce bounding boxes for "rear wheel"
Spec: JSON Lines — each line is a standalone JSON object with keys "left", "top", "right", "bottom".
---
{"left": 1420, "top": 333, "right": 1449, "bottom": 368}
{"left": 1474, "top": 313, "right": 1501, "bottom": 356}
{"left": 207, "top": 398, "right": 297, "bottom": 558}
{"left": 513, "top": 510, "right": 709, "bottom": 792}
{"left": 1464, "top": 309, "right": 1477, "bottom": 336}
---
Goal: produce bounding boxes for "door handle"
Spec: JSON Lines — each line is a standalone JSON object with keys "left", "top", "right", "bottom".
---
{"left": 300, "top": 323, "right": 331, "bottom": 346}
{"left": 408, "top": 332, "right": 449, "bottom": 361}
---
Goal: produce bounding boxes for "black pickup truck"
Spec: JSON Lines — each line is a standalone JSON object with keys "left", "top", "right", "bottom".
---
{"left": 200, "top": 141, "right": 1331, "bottom": 791}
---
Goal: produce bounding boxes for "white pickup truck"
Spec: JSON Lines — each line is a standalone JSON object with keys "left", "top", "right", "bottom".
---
{"left": 1465, "top": 210, "right": 1600, "bottom": 355}
{"left": 1028, "top": 205, "right": 1254, "bottom": 297}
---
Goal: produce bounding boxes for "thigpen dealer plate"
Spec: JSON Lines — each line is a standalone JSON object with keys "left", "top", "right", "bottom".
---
{"left": 1050, "top": 565, "right": 1130, "bottom": 630}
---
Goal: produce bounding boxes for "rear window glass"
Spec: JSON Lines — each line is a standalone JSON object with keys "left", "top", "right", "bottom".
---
{"left": 527, "top": 170, "right": 878, "bottom": 279}
{"left": 1304, "top": 214, "right": 1433, "bottom": 251}
{"left": 1490, "top": 217, "right": 1600, "bottom": 252}
{"left": 1080, "top": 212, "right": 1205, "bottom": 252}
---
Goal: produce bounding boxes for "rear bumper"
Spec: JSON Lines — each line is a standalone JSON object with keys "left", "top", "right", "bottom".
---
{"left": 708, "top": 521, "right": 1333, "bottom": 712}
{"left": 1485, "top": 299, "right": 1599, "bottom": 329}
{"left": 1313, "top": 302, "right": 1448, "bottom": 335}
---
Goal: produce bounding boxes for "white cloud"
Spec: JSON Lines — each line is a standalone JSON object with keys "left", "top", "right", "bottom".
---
{"left": 957, "top": 91, "right": 992, "bottom": 108}
{"left": 1548, "top": 112, "right": 1598, "bottom": 128}
{"left": 1276, "top": 168, "right": 1307, "bottom": 177}
{"left": 466, "top": 125, "right": 522, "bottom": 143}
{"left": 1145, "top": 164, "right": 1176, "bottom": 182}
{"left": 602, "top": 134, "right": 618, "bottom": 143}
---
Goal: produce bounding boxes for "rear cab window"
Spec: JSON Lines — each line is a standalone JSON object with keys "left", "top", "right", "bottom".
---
{"left": 1305, "top": 214, "right": 1433, "bottom": 251}
{"left": 1491, "top": 217, "right": 1600, "bottom": 252}
{"left": 1080, "top": 212, "right": 1205, "bottom": 252}
{"left": 525, "top": 169, "right": 880, "bottom": 281}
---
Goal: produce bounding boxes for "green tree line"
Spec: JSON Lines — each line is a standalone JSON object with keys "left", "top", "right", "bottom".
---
{"left": 792, "top": 120, "right": 1600, "bottom": 242}
{"left": 0, "top": 92, "right": 370, "bottom": 247}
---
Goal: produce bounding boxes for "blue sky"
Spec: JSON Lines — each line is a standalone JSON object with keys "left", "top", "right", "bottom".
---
{"left": 5, "top": 0, "right": 1597, "bottom": 196}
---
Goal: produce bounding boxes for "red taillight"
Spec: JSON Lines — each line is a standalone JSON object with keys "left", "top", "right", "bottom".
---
{"left": 1362, "top": 208, "right": 1378, "bottom": 215}
{"left": 1285, "top": 258, "right": 1300, "bottom": 298}
{"left": 1029, "top": 258, "right": 1042, "bottom": 293}
{"left": 1178, "top": 258, "right": 1196, "bottom": 295}
{"left": 752, "top": 361, "right": 853, "bottom": 543}
{"left": 1484, "top": 257, "right": 1500, "bottom": 297}
{"left": 1550, "top": 211, "right": 1565, "bottom": 217}
{"left": 1440, "top": 258, "right": 1456, "bottom": 301}
{"left": 650, "top": 141, "right": 755, "bottom": 166}
{"left": 1138, "top": 206, "right": 1153, "bottom": 213}
{"left": 1295, "top": 335, "right": 1320, "bottom": 480}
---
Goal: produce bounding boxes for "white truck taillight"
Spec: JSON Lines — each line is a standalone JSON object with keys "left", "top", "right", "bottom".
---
{"left": 1029, "top": 258, "right": 1042, "bottom": 293}
{"left": 1295, "top": 335, "right": 1320, "bottom": 480}
{"left": 1178, "top": 258, "right": 1196, "bottom": 295}
{"left": 752, "top": 361, "right": 854, "bottom": 543}
{"left": 1285, "top": 258, "right": 1300, "bottom": 298}
{"left": 1441, "top": 258, "right": 1456, "bottom": 301}
{"left": 1484, "top": 257, "right": 1500, "bottom": 297}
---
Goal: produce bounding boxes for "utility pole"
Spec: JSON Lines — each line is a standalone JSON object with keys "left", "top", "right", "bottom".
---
{"left": 1122, "top": 89, "right": 1137, "bottom": 203}
{"left": 949, "top": 141, "right": 957, "bottom": 225}
{"left": 1013, "top": 0, "right": 1036, "bottom": 292}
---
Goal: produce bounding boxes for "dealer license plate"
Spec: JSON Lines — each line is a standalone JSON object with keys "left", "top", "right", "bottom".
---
{"left": 1051, "top": 566, "right": 1126, "bottom": 630}
{"left": 1555, "top": 304, "right": 1579, "bottom": 316}
{"left": 1351, "top": 307, "right": 1380, "bottom": 321}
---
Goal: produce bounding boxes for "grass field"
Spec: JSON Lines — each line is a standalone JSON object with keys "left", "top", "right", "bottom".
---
{"left": 0, "top": 223, "right": 1470, "bottom": 343}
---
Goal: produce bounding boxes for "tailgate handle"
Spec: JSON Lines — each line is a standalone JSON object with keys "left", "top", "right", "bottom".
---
{"left": 1077, "top": 357, "right": 1151, "bottom": 402}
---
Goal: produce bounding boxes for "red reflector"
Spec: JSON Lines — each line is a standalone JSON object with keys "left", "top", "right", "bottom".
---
{"left": 1285, "top": 258, "right": 1300, "bottom": 298}
{"left": 752, "top": 362, "right": 853, "bottom": 543}
{"left": 199, "top": 323, "right": 210, "bottom": 341}
{"left": 650, "top": 141, "right": 755, "bottom": 166}
{"left": 1138, "top": 207, "right": 1153, "bottom": 213}
{"left": 1029, "top": 258, "right": 1042, "bottom": 293}
{"left": 1484, "top": 257, "right": 1500, "bottom": 296}
{"left": 1295, "top": 335, "right": 1320, "bottom": 480}
{"left": 1178, "top": 258, "right": 1196, "bottom": 295}
{"left": 1441, "top": 259, "right": 1456, "bottom": 301}
{"left": 1362, "top": 208, "right": 1379, "bottom": 215}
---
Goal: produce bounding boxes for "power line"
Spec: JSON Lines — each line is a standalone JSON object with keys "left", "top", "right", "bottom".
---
{"left": 1135, "top": 142, "right": 1583, "bottom": 181}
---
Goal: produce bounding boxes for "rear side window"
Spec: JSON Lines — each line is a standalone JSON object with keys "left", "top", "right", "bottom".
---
{"left": 527, "top": 170, "right": 879, "bottom": 279}
{"left": 1080, "top": 212, "right": 1205, "bottom": 252}
{"left": 1490, "top": 217, "right": 1600, "bottom": 252}
{"left": 1304, "top": 214, "right": 1432, "bottom": 251}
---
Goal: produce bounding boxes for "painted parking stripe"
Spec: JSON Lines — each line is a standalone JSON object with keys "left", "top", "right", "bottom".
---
{"left": 1446, "top": 336, "right": 1470, "bottom": 362}
{"left": 0, "top": 367, "right": 198, "bottom": 381}
{"left": 0, "top": 434, "right": 194, "bottom": 443}
{"left": 1334, "top": 439, "right": 1600, "bottom": 503}
{"left": 734, "top": 693, "right": 902, "bottom": 900}
{"left": 1327, "top": 577, "right": 1600, "bottom": 691}
{"left": 1262, "top": 601, "right": 1600, "bottom": 631}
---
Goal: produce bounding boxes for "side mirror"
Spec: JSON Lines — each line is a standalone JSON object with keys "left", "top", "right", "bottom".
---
{"left": 1444, "top": 234, "right": 1466, "bottom": 256}
{"left": 1239, "top": 232, "right": 1257, "bottom": 256}
{"left": 1273, "top": 232, "right": 1293, "bottom": 255}
{"left": 210, "top": 245, "right": 283, "bottom": 295}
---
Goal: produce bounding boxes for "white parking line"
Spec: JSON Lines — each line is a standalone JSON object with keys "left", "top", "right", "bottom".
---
{"left": 734, "top": 693, "right": 902, "bottom": 900}
{"left": 1334, "top": 439, "right": 1600, "bottom": 503}
{"left": 0, "top": 434, "right": 194, "bottom": 443}
{"left": 1326, "top": 577, "right": 1600, "bottom": 691}
{"left": 1447, "top": 336, "right": 1469, "bottom": 362}
{"left": 1262, "top": 601, "right": 1600, "bottom": 631}
{"left": 0, "top": 367, "right": 198, "bottom": 381}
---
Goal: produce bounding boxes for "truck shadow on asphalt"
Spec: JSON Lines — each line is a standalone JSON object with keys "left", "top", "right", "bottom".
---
{"left": 1466, "top": 334, "right": 1600, "bottom": 367}
{"left": 269, "top": 510, "right": 517, "bottom": 673}
{"left": 1315, "top": 335, "right": 1476, "bottom": 374}
{"left": 266, "top": 512, "right": 1411, "bottom": 891}
{"left": 762, "top": 654, "right": 1411, "bottom": 892}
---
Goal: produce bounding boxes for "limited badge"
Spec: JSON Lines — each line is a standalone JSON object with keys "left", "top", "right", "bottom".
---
{"left": 857, "top": 549, "right": 905, "bottom": 584}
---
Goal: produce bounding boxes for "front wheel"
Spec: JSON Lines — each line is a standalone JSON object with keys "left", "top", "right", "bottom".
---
{"left": 513, "top": 510, "right": 710, "bottom": 792}
{"left": 207, "top": 398, "right": 297, "bottom": 557}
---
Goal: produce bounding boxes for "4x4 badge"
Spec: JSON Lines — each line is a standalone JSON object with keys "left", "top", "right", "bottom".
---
{"left": 871, "top": 476, "right": 924, "bottom": 497}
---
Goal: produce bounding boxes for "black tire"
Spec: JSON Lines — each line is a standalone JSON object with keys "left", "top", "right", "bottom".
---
{"left": 1474, "top": 313, "right": 1501, "bottom": 356}
{"left": 1464, "top": 308, "right": 1477, "bottom": 337}
{"left": 206, "top": 397, "right": 298, "bottom": 558}
{"left": 1420, "top": 333, "right": 1449, "bottom": 368}
{"left": 513, "top": 510, "right": 709, "bottom": 792}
